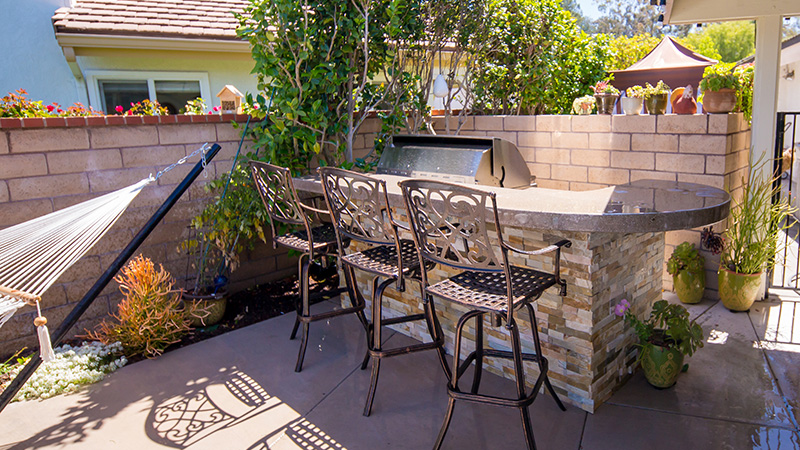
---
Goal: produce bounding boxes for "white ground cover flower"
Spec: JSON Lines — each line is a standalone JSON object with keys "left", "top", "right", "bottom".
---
{"left": 4, "top": 341, "right": 127, "bottom": 402}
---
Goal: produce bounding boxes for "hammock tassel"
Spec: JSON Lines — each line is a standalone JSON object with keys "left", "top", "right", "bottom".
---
{"left": 34, "top": 303, "right": 54, "bottom": 363}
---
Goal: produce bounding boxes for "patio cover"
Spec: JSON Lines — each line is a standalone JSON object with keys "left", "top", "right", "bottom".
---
{"left": 611, "top": 36, "right": 717, "bottom": 97}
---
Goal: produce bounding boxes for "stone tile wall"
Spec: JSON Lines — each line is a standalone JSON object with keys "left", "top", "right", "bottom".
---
{"left": 0, "top": 116, "right": 294, "bottom": 358}
{"left": 432, "top": 113, "right": 752, "bottom": 299}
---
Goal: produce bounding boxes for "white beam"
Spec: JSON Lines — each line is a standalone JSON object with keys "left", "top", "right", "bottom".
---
{"left": 751, "top": 15, "right": 782, "bottom": 181}
{"left": 665, "top": 0, "right": 800, "bottom": 25}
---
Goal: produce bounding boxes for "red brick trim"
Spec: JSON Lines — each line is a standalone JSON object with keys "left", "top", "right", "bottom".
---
{"left": 0, "top": 114, "right": 251, "bottom": 129}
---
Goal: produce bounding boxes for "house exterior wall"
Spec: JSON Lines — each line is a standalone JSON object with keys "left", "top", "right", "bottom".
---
{"left": 0, "top": 0, "right": 87, "bottom": 107}
{"left": 75, "top": 49, "right": 258, "bottom": 112}
{"left": 0, "top": 116, "right": 294, "bottom": 359}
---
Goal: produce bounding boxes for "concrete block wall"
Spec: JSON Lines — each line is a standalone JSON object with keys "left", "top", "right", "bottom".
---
{"left": 0, "top": 115, "right": 295, "bottom": 359}
{"left": 432, "top": 113, "right": 752, "bottom": 300}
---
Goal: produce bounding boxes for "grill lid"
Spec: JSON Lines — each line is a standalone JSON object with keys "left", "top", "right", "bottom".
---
{"left": 377, "top": 135, "right": 532, "bottom": 188}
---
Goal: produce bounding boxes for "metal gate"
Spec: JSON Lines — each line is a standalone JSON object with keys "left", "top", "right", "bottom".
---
{"left": 771, "top": 112, "right": 800, "bottom": 289}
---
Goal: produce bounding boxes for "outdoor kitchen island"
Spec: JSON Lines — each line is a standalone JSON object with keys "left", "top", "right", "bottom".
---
{"left": 292, "top": 175, "right": 730, "bottom": 413}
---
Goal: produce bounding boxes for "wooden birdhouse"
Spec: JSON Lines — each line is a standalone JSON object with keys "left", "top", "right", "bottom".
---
{"left": 216, "top": 85, "right": 244, "bottom": 114}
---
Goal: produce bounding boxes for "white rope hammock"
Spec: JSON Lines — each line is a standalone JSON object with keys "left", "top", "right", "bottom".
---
{"left": 0, "top": 143, "right": 211, "bottom": 360}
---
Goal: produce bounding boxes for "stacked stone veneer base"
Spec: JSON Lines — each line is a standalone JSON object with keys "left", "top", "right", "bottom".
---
{"left": 346, "top": 224, "right": 664, "bottom": 413}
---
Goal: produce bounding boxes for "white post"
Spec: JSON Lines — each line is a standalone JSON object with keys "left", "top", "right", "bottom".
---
{"left": 751, "top": 15, "right": 783, "bottom": 299}
{"left": 751, "top": 15, "right": 783, "bottom": 177}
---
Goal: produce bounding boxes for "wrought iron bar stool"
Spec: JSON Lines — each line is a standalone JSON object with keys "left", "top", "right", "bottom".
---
{"left": 250, "top": 161, "right": 369, "bottom": 373}
{"left": 319, "top": 167, "right": 451, "bottom": 416}
{"left": 399, "top": 179, "right": 570, "bottom": 450}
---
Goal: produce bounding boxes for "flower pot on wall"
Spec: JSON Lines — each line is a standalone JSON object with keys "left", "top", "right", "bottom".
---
{"left": 702, "top": 88, "right": 737, "bottom": 113}
{"left": 718, "top": 267, "right": 761, "bottom": 312}
{"left": 673, "top": 269, "right": 705, "bottom": 304}
{"left": 644, "top": 93, "right": 669, "bottom": 115}
{"left": 594, "top": 93, "right": 619, "bottom": 114}
{"left": 641, "top": 342, "right": 685, "bottom": 388}
{"left": 621, "top": 97, "right": 643, "bottom": 115}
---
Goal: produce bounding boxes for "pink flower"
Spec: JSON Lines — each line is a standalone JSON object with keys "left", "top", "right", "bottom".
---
{"left": 213, "top": 106, "right": 220, "bottom": 112}
{"left": 115, "top": 105, "right": 124, "bottom": 113}
{"left": 614, "top": 299, "right": 630, "bottom": 317}
{"left": 252, "top": 103, "right": 259, "bottom": 110}
{"left": 46, "top": 104, "right": 55, "bottom": 112}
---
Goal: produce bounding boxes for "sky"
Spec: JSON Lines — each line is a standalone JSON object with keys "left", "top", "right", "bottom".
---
{"left": 577, "top": 0, "right": 602, "bottom": 20}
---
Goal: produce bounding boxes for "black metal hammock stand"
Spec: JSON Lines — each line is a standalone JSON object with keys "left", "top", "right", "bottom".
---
{"left": 0, "top": 143, "right": 222, "bottom": 413}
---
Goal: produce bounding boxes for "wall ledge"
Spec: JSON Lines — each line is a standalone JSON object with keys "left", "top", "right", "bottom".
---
{"left": 0, "top": 114, "right": 252, "bottom": 129}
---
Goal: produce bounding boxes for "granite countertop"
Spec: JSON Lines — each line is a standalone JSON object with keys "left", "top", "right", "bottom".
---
{"left": 292, "top": 175, "right": 730, "bottom": 233}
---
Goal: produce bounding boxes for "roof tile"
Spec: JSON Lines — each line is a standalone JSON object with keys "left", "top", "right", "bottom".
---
{"left": 52, "top": 0, "right": 248, "bottom": 40}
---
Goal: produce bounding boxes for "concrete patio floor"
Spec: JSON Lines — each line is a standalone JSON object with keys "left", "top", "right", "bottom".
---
{"left": 0, "top": 291, "right": 799, "bottom": 450}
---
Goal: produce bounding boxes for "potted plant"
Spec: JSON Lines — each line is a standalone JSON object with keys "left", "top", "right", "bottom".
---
{"left": 622, "top": 85, "right": 644, "bottom": 115}
{"left": 718, "top": 157, "right": 796, "bottom": 311}
{"left": 670, "top": 85, "right": 697, "bottom": 115}
{"left": 699, "top": 63, "right": 739, "bottom": 114}
{"left": 183, "top": 161, "right": 269, "bottom": 326}
{"left": 616, "top": 299, "right": 704, "bottom": 388}
{"left": 666, "top": 242, "right": 705, "bottom": 304}
{"left": 643, "top": 81, "right": 670, "bottom": 115}
{"left": 592, "top": 80, "right": 620, "bottom": 114}
{"left": 572, "top": 95, "right": 595, "bottom": 115}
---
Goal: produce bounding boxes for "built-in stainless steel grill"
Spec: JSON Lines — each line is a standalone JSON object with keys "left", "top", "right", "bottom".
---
{"left": 377, "top": 135, "right": 534, "bottom": 189}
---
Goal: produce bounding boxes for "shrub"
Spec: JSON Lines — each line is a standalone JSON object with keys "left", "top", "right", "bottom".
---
{"left": 1, "top": 342, "right": 127, "bottom": 401}
{"left": 0, "top": 89, "right": 102, "bottom": 118}
{"left": 470, "top": 0, "right": 611, "bottom": 115}
{"left": 123, "top": 99, "right": 168, "bottom": 116}
{"left": 85, "top": 255, "right": 201, "bottom": 358}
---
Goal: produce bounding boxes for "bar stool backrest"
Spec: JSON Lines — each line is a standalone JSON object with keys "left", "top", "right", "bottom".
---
{"left": 250, "top": 161, "right": 318, "bottom": 252}
{"left": 399, "top": 179, "right": 504, "bottom": 273}
{"left": 319, "top": 167, "right": 397, "bottom": 247}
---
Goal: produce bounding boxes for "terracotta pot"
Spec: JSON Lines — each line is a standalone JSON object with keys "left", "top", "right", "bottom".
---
{"left": 717, "top": 267, "right": 761, "bottom": 312}
{"left": 673, "top": 270, "right": 705, "bottom": 304}
{"left": 702, "top": 88, "right": 737, "bottom": 114}
{"left": 641, "top": 343, "right": 684, "bottom": 388}
{"left": 644, "top": 93, "right": 669, "bottom": 115}
{"left": 594, "top": 93, "right": 619, "bottom": 114}
{"left": 183, "top": 289, "right": 227, "bottom": 327}
{"left": 621, "top": 97, "right": 643, "bottom": 115}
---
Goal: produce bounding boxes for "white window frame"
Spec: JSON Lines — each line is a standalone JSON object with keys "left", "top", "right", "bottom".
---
{"left": 85, "top": 70, "right": 211, "bottom": 113}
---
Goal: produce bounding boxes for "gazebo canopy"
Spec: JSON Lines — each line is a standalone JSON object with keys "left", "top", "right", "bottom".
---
{"left": 611, "top": 36, "right": 717, "bottom": 97}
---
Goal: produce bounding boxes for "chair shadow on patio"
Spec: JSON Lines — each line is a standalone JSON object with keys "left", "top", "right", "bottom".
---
{"left": 147, "top": 371, "right": 275, "bottom": 448}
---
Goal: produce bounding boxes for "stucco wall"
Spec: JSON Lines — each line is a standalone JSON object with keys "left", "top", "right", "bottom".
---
{"left": 0, "top": 0, "right": 86, "bottom": 106}
{"left": 0, "top": 115, "right": 294, "bottom": 359}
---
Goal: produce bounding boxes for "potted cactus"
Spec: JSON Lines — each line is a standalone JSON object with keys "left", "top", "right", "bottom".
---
{"left": 622, "top": 85, "right": 644, "bottom": 115}
{"left": 643, "top": 81, "right": 670, "bottom": 115}
{"left": 592, "top": 80, "right": 620, "bottom": 114}
{"left": 666, "top": 242, "right": 705, "bottom": 304}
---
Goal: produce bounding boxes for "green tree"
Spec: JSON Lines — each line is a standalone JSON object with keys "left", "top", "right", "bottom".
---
{"left": 681, "top": 21, "right": 754, "bottom": 63}
{"left": 471, "top": 0, "right": 611, "bottom": 115}
{"left": 594, "top": 0, "right": 690, "bottom": 38}
{"left": 606, "top": 33, "right": 661, "bottom": 71}
{"left": 561, "top": 0, "right": 595, "bottom": 33}
{"left": 237, "top": 0, "right": 424, "bottom": 170}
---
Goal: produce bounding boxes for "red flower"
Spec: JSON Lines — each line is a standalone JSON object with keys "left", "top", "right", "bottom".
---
{"left": 46, "top": 104, "right": 55, "bottom": 112}
{"left": 115, "top": 105, "right": 124, "bottom": 113}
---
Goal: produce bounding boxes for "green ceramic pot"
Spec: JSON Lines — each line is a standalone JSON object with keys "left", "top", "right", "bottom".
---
{"left": 718, "top": 267, "right": 761, "bottom": 312}
{"left": 644, "top": 93, "right": 669, "bottom": 115}
{"left": 183, "top": 289, "right": 228, "bottom": 327}
{"left": 641, "top": 343, "right": 684, "bottom": 388}
{"left": 673, "top": 270, "right": 705, "bottom": 304}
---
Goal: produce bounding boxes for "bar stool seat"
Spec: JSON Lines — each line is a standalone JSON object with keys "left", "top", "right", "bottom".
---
{"left": 319, "top": 167, "right": 450, "bottom": 417}
{"left": 250, "top": 161, "right": 368, "bottom": 373}
{"left": 399, "top": 178, "right": 570, "bottom": 450}
{"left": 428, "top": 266, "right": 557, "bottom": 313}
